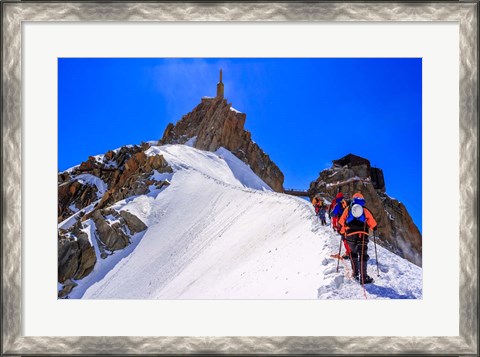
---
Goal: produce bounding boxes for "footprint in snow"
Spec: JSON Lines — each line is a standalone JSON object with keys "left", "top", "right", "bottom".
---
{"left": 323, "top": 266, "right": 337, "bottom": 275}
{"left": 317, "top": 274, "right": 344, "bottom": 298}
{"left": 379, "top": 265, "right": 389, "bottom": 273}
{"left": 370, "top": 260, "right": 389, "bottom": 273}
{"left": 333, "top": 274, "right": 344, "bottom": 288}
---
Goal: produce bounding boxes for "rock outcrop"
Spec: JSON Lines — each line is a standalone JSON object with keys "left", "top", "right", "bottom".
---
{"left": 159, "top": 96, "right": 284, "bottom": 192}
{"left": 91, "top": 208, "right": 148, "bottom": 253}
{"left": 58, "top": 179, "right": 98, "bottom": 222}
{"left": 91, "top": 209, "right": 131, "bottom": 251}
{"left": 58, "top": 143, "right": 172, "bottom": 223}
{"left": 309, "top": 153, "right": 422, "bottom": 266}
{"left": 58, "top": 222, "right": 97, "bottom": 285}
{"left": 119, "top": 210, "right": 148, "bottom": 234}
{"left": 58, "top": 143, "right": 167, "bottom": 296}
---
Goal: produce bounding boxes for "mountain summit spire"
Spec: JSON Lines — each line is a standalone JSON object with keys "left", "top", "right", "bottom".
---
{"left": 216, "top": 69, "right": 224, "bottom": 98}
{"left": 159, "top": 72, "right": 285, "bottom": 192}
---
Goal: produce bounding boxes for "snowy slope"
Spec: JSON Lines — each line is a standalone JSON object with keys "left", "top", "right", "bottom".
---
{"left": 68, "top": 144, "right": 422, "bottom": 299}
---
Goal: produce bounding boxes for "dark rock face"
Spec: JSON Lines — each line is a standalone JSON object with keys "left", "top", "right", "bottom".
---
{"left": 92, "top": 210, "right": 130, "bottom": 251}
{"left": 58, "top": 236, "right": 81, "bottom": 283}
{"left": 57, "top": 206, "right": 148, "bottom": 297}
{"left": 119, "top": 210, "right": 148, "bottom": 234}
{"left": 89, "top": 208, "right": 148, "bottom": 252}
{"left": 309, "top": 154, "right": 422, "bottom": 266}
{"left": 58, "top": 222, "right": 97, "bottom": 285}
{"left": 58, "top": 180, "right": 98, "bottom": 223}
{"left": 58, "top": 279, "right": 78, "bottom": 299}
{"left": 159, "top": 97, "right": 284, "bottom": 192}
{"left": 73, "top": 230, "right": 97, "bottom": 280}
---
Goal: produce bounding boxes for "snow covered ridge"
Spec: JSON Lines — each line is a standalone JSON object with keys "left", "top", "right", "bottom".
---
{"left": 158, "top": 96, "right": 285, "bottom": 192}
{"left": 58, "top": 143, "right": 272, "bottom": 298}
{"left": 58, "top": 143, "right": 422, "bottom": 299}
{"left": 145, "top": 145, "right": 273, "bottom": 191}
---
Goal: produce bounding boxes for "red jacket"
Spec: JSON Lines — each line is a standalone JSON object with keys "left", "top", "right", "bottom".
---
{"left": 328, "top": 199, "right": 336, "bottom": 212}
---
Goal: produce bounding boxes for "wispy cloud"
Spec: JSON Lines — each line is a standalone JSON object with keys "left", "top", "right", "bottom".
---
{"left": 151, "top": 59, "right": 217, "bottom": 118}
{"left": 150, "top": 58, "right": 270, "bottom": 121}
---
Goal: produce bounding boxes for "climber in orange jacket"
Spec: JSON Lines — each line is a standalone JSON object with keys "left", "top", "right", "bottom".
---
{"left": 338, "top": 192, "right": 377, "bottom": 284}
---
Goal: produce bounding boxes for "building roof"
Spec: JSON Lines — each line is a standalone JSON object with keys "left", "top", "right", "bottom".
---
{"left": 333, "top": 153, "right": 371, "bottom": 168}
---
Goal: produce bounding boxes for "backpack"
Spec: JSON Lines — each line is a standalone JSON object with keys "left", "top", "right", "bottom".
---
{"left": 346, "top": 203, "right": 369, "bottom": 230}
{"left": 346, "top": 204, "right": 365, "bottom": 222}
{"left": 332, "top": 199, "right": 347, "bottom": 217}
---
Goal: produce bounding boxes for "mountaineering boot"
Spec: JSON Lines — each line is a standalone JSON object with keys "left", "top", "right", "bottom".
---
{"left": 360, "top": 259, "right": 374, "bottom": 284}
{"left": 363, "top": 275, "right": 374, "bottom": 284}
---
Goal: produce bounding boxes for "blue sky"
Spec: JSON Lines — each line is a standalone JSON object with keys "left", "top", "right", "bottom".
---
{"left": 59, "top": 58, "right": 422, "bottom": 231}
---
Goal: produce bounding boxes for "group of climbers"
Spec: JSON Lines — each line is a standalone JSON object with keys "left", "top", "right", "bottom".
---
{"left": 311, "top": 191, "right": 378, "bottom": 285}
{"left": 311, "top": 195, "right": 328, "bottom": 226}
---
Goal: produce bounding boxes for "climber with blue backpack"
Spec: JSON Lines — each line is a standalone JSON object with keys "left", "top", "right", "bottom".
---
{"left": 338, "top": 192, "right": 378, "bottom": 284}
{"left": 330, "top": 192, "right": 346, "bottom": 232}
{"left": 331, "top": 192, "right": 351, "bottom": 259}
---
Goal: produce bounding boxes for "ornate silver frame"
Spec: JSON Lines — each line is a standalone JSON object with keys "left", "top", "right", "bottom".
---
{"left": 2, "top": 1, "right": 477, "bottom": 355}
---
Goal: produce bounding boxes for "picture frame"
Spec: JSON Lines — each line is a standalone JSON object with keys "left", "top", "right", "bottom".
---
{"left": 2, "top": 1, "right": 477, "bottom": 355}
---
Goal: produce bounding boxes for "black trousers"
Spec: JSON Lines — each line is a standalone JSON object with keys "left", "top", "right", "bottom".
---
{"left": 346, "top": 233, "right": 369, "bottom": 277}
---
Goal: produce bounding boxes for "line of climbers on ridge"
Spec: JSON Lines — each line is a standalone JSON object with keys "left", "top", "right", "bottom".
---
{"left": 312, "top": 191, "right": 378, "bottom": 285}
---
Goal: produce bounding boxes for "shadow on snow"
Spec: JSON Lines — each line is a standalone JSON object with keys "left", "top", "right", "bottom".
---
{"left": 365, "top": 284, "right": 416, "bottom": 299}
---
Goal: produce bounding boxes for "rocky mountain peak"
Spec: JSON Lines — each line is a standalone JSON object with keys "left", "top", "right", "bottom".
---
{"left": 158, "top": 71, "right": 284, "bottom": 192}
{"left": 309, "top": 153, "right": 422, "bottom": 266}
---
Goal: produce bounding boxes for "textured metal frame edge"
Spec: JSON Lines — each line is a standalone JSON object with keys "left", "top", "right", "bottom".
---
{"left": 2, "top": 1, "right": 478, "bottom": 356}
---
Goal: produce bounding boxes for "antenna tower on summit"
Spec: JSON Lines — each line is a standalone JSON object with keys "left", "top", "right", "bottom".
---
{"left": 216, "top": 69, "right": 224, "bottom": 98}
